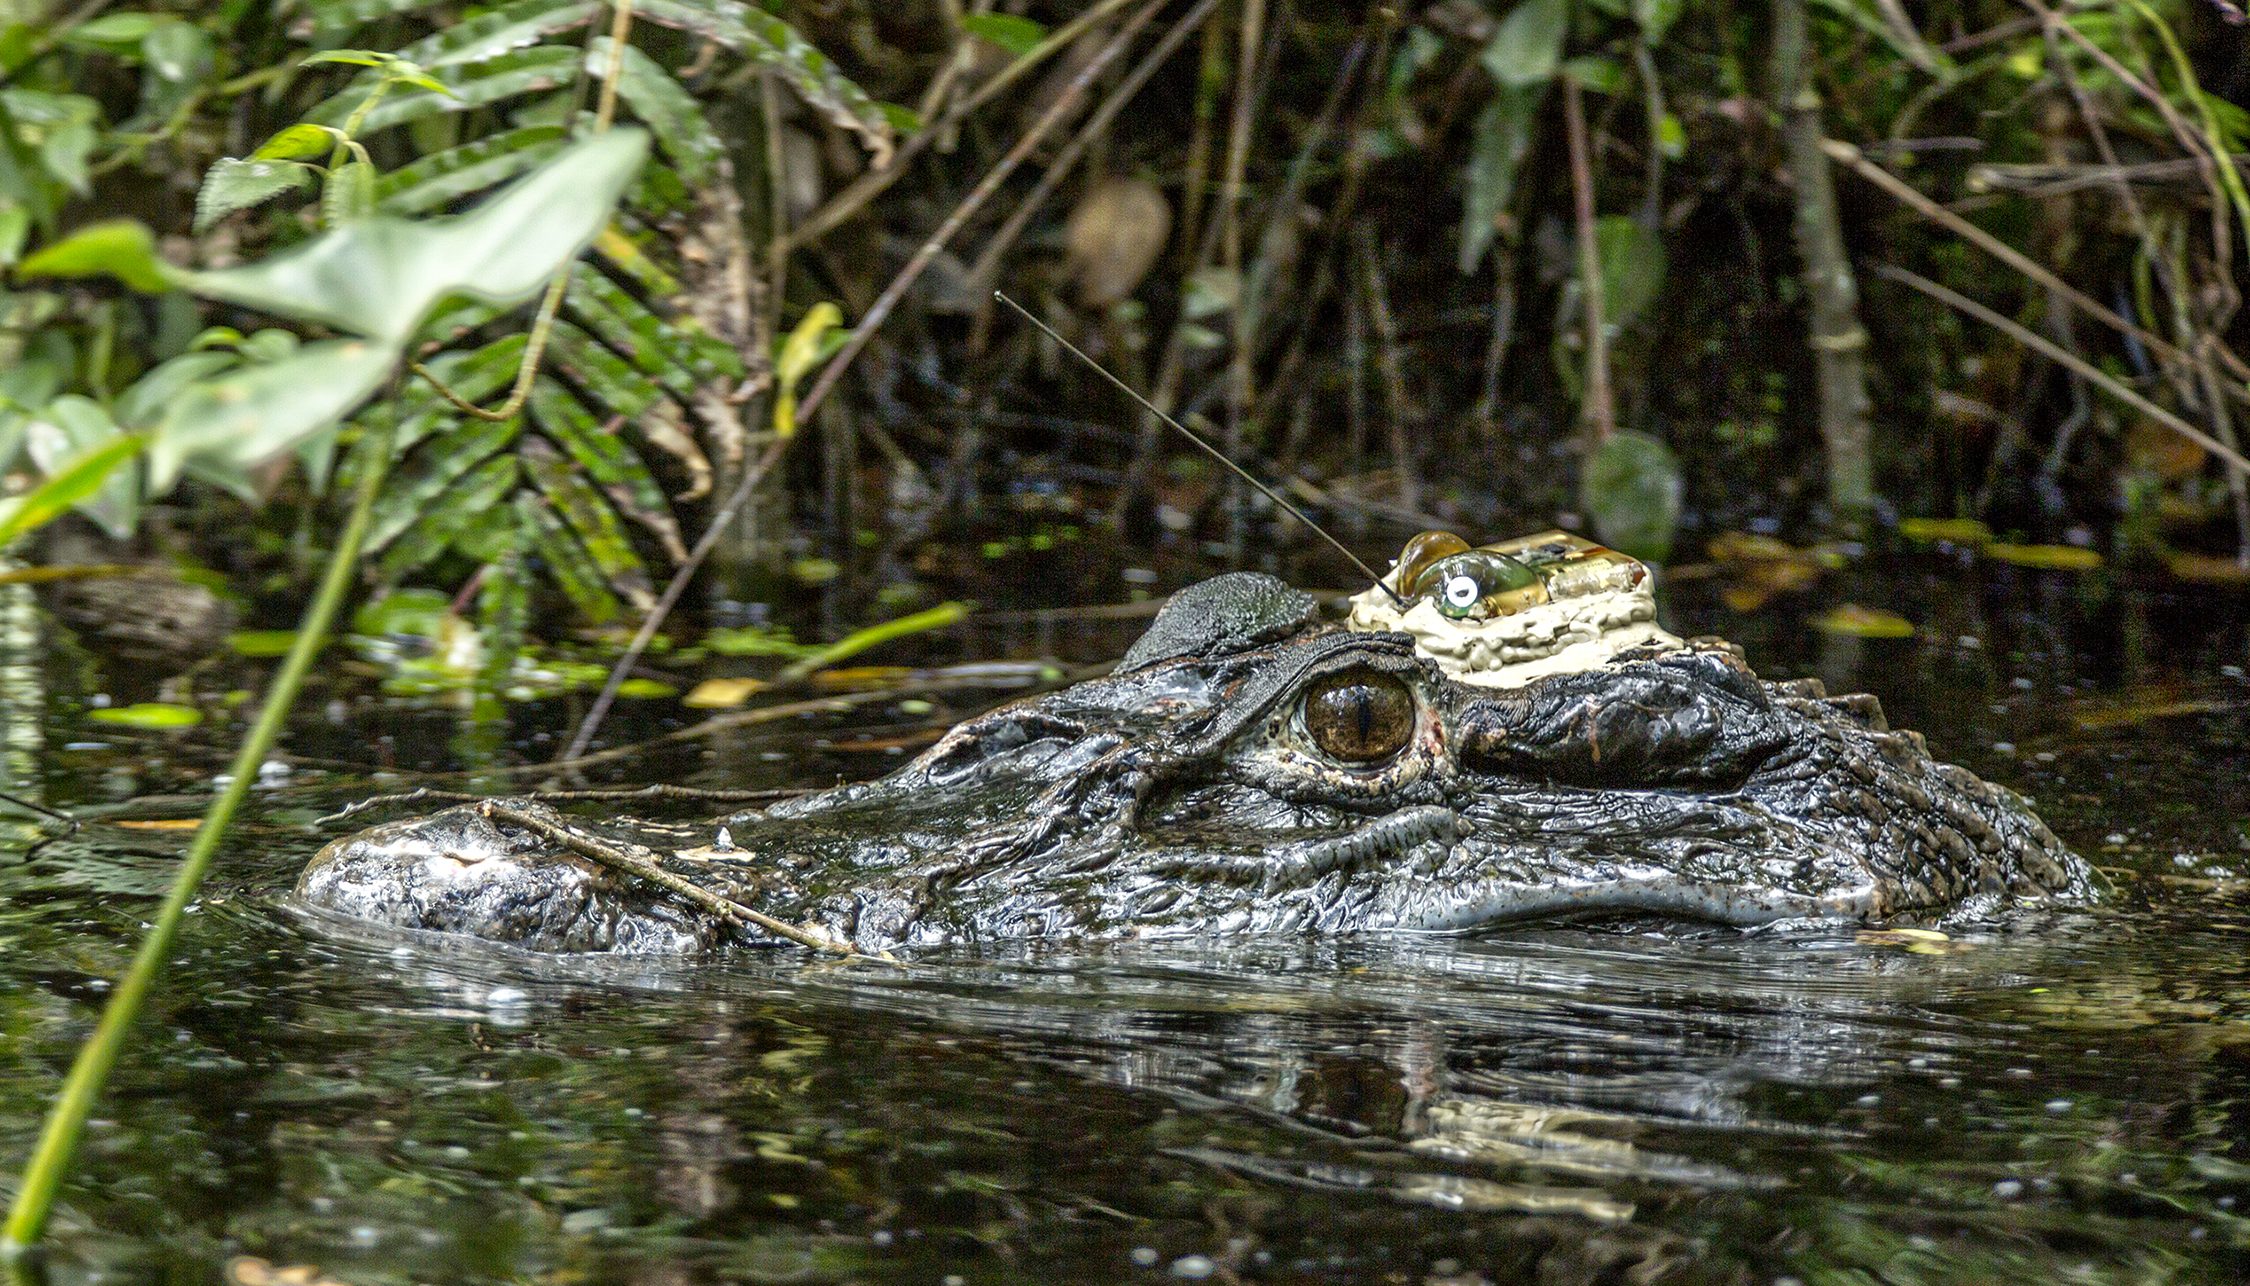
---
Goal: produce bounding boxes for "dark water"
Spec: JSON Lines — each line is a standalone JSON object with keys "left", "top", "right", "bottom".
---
{"left": 0, "top": 556, "right": 2246, "bottom": 1285}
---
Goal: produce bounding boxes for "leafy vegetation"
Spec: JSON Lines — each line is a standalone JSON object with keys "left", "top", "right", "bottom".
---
{"left": 2, "top": 0, "right": 2247, "bottom": 668}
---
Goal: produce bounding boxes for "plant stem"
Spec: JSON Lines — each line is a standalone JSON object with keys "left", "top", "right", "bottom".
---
{"left": 1773, "top": 0, "right": 1874, "bottom": 529}
{"left": 1562, "top": 77, "right": 1616, "bottom": 447}
{"left": 2, "top": 418, "right": 397, "bottom": 1255}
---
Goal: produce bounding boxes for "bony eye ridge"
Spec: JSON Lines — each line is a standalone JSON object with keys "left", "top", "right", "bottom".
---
{"left": 1301, "top": 668, "right": 1415, "bottom": 763}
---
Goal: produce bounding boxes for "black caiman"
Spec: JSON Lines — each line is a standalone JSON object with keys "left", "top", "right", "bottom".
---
{"left": 299, "top": 531, "right": 2092, "bottom": 953}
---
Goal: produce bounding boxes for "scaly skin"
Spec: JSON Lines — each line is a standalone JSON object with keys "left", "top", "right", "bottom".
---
{"left": 298, "top": 575, "right": 2092, "bottom": 953}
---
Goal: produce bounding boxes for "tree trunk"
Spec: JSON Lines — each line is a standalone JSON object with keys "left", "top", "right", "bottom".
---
{"left": 1772, "top": 0, "right": 1875, "bottom": 530}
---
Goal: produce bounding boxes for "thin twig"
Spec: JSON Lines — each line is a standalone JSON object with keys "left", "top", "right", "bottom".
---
{"left": 779, "top": 0, "right": 1143, "bottom": 252}
{"left": 0, "top": 791, "right": 76, "bottom": 833}
{"left": 1873, "top": 263, "right": 2250, "bottom": 477}
{"left": 1823, "top": 137, "right": 2250, "bottom": 396}
{"left": 475, "top": 801, "right": 875, "bottom": 957}
{"left": 965, "top": 0, "right": 1223, "bottom": 301}
{"left": 319, "top": 784, "right": 807, "bottom": 828}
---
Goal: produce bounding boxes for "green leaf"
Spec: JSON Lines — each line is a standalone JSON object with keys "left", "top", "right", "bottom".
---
{"left": 1581, "top": 431, "right": 1680, "bottom": 563}
{"left": 112, "top": 350, "right": 235, "bottom": 427}
{"left": 374, "top": 125, "right": 566, "bottom": 215}
{"left": 64, "top": 13, "right": 161, "bottom": 51}
{"left": 1633, "top": 0, "right": 1685, "bottom": 45}
{"left": 520, "top": 435, "right": 651, "bottom": 608}
{"left": 542, "top": 320, "right": 666, "bottom": 419}
{"left": 1459, "top": 83, "right": 1543, "bottom": 273}
{"left": 589, "top": 38, "right": 723, "bottom": 185}
{"left": 960, "top": 12, "right": 1046, "bottom": 57}
{"left": 1560, "top": 55, "right": 1624, "bottom": 95}
{"left": 17, "top": 219, "right": 173, "bottom": 292}
{"left": 306, "top": 46, "right": 577, "bottom": 135}
{"left": 1592, "top": 214, "right": 1666, "bottom": 331}
{"left": 302, "top": 49, "right": 399, "bottom": 68}
{"left": 773, "top": 301, "right": 843, "bottom": 439}
{"left": 194, "top": 158, "right": 316, "bottom": 233}
{"left": 146, "top": 338, "right": 395, "bottom": 495}
{"left": 229, "top": 630, "right": 310, "bottom": 657}
{"left": 142, "top": 21, "right": 211, "bottom": 83}
{"left": 86, "top": 702, "right": 202, "bottom": 730}
{"left": 0, "top": 430, "right": 141, "bottom": 546}
{"left": 633, "top": 0, "right": 896, "bottom": 166}
{"left": 368, "top": 411, "right": 519, "bottom": 553}
{"left": 323, "top": 158, "right": 377, "bottom": 225}
{"left": 180, "top": 130, "right": 649, "bottom": 343}
{"left": 295, "top": 0, "right": 455, "bottom": 43}
{"left": 397, "top": 0, "right": 599, "bottom": 68}
{"left": 520, "top": 491, "right": 621, "bottom": 622}
{"left": 21, "top": 395, "right": 138, "bottom": 539}
{"left": 1480, "top": 0, "right": 1570, "bottom": 89}
{"left": 253, "top": 123, "right": 346, "bottom": 161}
{"left": 375, "top": 454, "right": 520, "bottom": 579}
{"left": 526, "top": 376, "right": 683, "bottom": 557}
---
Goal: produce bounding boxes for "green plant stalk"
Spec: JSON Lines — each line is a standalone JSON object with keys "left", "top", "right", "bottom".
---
{"left": 2, "top": 418, "right": 398, "bottom": 1256}
{"left": 2123, "top": 0, "right": 2250, "bottom": 242}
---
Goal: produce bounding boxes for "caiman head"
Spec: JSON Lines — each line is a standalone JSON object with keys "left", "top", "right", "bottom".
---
{"left": 299, "top": 561, "right": 2092, "bottom": 954}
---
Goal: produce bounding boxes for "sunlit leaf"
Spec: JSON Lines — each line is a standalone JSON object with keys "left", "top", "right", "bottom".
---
{"left": 1581, "top": 430, "right": 1680, "bottom": 563}
{"left": 615, "top": 678, "right": 678, "bottom": 699}
{"left": 63, "top": 13, "right": 160, "bottom": 50}
{"left": 252, "top": 123, "right": 346, "bottom": 161}
{"left": 1897, "top": 516, "right": 1993, "bottom": 546}
{"left": 1561, "top": 55, "right": 1625, "bottom": 94}
{"left": 684, "top": 676, "right": 766, "bottom": 707}
{"left": 181, "top": 130, "right": 649, "bottom": 342}
{"left": 303, "top": 48, "right": 399, "bottom": 67}
{"left": 703, "top": 625, "right": 813, "bottom": 658}
{"left": 228, "top": 630, "right": 311, "bottom": 658}
{"left": 17, "top": 219, "right": 172, "bottom": 292}
{"left": 0, "top": 429, "right": 141, "bottom": 546}
{"left": 773, "top": 301, "right": 844, "bottom": 439}
{"left": 1480, "top": 0, "right": 1569, "bottom": 88}
{"left": 195, "top": 158, "right": 316, "bottom": 233}
{"left": 86, "top": 702, "right": 202, "bottom": 729}
{"left": 22, "top": 396, "right": 138, "bottom": 539}
{"left": 961, "top": 12, "right": 1045, "bottom": 56}
{"left": 142, "top": 20, "right": 211, "bottom": 83}
{"left": 146, "top": 339, "right": 394, "bottom": 495}
{"left": 1986, "top": 542, "right": 2103, "bottom": 571}
{"left": 1812, "top": 604, "right": 1916, "bottom": 638}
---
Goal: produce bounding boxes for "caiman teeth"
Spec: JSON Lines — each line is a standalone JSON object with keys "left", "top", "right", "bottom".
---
{"left": 1269, "top": 805, "right": 1461, "bottom": 894}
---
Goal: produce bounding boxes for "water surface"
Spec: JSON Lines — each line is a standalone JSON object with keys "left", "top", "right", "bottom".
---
{"left": 1, "top": 557, "right": 2245, "bottom": 1284}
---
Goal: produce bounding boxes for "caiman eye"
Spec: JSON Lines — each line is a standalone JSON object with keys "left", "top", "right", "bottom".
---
{"left": 1302, "top": 669, "right": 1415, "bottom": 763}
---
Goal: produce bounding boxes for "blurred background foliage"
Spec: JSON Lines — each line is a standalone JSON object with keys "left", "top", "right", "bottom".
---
{"left": 1, "top": 0, "right": 2247, "bottom": 671}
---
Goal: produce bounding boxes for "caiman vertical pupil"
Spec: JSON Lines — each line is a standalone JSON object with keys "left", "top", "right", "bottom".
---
{"left": 1303, "top": 669, "right": 1414, "bottom": 763}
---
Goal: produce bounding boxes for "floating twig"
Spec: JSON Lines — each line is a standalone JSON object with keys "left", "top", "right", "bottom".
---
{"left": 318, "top": 783, "right": 808, "bottom": 828}
{"left": 474, "top": 801, "right": 883, "bottom": 960}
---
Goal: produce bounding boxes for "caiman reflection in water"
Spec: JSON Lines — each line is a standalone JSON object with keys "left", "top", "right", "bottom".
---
{"left": 299, "top": 533, "right": 2093, "bottom": 952}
